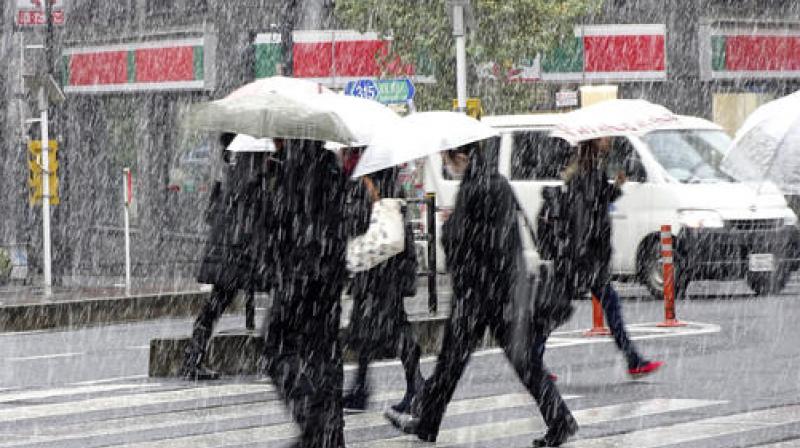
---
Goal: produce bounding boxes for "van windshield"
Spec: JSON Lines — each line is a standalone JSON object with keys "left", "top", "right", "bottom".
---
{"left": 642, "top": 130, "right": 734, "bottom": 183}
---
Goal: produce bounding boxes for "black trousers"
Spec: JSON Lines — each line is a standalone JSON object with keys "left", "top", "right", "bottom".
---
{"left": 416, "top": 277, "right": 574, "bottom": 438}
{"left": 184, "top": 285, "right": 238, "bottom": 369}
{"left": 264, "top": 278, "right": 345, "bottom": 448}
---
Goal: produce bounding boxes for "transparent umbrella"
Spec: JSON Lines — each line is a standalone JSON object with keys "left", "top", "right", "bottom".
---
{"left": 550, "top": 99, "right": 686, "bottom": 145}
{"left": 721, "top": 90, "right": 800, "bottom": 193}
{"left": 351, "top": 111, "right": 498, "bottom": 178}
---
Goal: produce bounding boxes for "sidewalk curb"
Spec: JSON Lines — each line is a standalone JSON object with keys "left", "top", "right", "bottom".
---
{"left": 0, "top": 291, "right": 219, "bottom": 332}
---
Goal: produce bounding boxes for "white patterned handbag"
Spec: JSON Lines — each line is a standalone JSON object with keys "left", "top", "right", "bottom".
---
{"left": 346, "top": 198, "right": 406, "bottom": 273}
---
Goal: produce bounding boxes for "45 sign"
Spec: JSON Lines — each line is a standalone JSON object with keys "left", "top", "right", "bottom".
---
{"left": 346, "top": 80, "right": 379, "bottom": 100}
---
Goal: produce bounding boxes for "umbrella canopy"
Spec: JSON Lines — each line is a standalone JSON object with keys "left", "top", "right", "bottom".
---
{"left": 352, "top": 111, "right": 499, "bottom": 178}
{"left": 226, "top": 134, "right": 275, "bottom": 152}
{"left": 550, "top": 99, "right": 685, "bottom": 144}
{"left": 721, "top": 90, "right": 800, "bottom": 193}
{"left": 225, "top": 76, "right": 332, "bottom": 99}
{"left": 185, "top": 77, "right": 399, "bottom": 145}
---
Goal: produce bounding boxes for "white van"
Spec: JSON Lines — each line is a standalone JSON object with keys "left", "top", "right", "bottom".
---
{"left": 422, "top": 114, "right": 799, "bottom": 298}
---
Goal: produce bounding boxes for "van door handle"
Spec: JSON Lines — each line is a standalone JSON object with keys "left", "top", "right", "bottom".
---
{"left": 610, "top": 212, "right": 628, "bottom": 220}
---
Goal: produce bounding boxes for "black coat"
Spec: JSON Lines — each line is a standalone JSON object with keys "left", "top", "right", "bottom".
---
{"left": 441, "top": 154, "right": 520, "bottom": 302}
{"left": 347, "top": 170, "right": 418, "bottom": 358}
{"left": 272, "top": 140, "right": 365, "bottom": 285}
{"left": 563, "top": 167, "right": 622, "bottom": 291}
{"left": 197, "top": 153, "right": 266, "bottom": 290}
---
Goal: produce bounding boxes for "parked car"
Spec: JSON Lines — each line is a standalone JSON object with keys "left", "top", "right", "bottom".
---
{"left": 421, "top": 114, "right": 798, "bottom": 298}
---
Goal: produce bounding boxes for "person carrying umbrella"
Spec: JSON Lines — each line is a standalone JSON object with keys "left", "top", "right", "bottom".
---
{"left": 342, "top": 161, "right": 424, "bottom": 413}
{"left": 385, "top": 142, "right": 578, "bottom": 448}
{"left": 263, "top": 139, "right": 369, "bottom": 448}
{"left": 535, "top": 137, "right": 663, "bottom": 380}
{"left": 180, "top": 133, "right": 273, "bottom": 380}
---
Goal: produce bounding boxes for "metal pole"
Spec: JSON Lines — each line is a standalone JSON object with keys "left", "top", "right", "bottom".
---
{"left": 426, "top": 192, "right": 437, "bottom": 314}
{"left": 245, "top": 287, "right": 255, "bottom": 331}
{"left": 39, "top": 87, "right": 52, "bottom": 296}
{"left": 123, "top": 168, "right": 132, "bottom": 296}
{"left": 453, "top": 4, "right": 468, "bottom": 113}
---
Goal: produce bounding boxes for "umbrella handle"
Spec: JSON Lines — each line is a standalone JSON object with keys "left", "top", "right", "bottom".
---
{"left": 363, "top": 176, "right": 381, "bottom": 203}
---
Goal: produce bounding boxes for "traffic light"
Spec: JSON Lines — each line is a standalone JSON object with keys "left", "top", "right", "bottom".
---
{"left": 452, "top": 98, "right": 483, "bottom": 119}
{"left": 27, "top": 140, "right": 59, "bottom": 206}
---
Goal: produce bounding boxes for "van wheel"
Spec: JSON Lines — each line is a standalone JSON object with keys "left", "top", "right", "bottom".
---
{"left": 637, "top": 237, "right": 665, "bottom": 300}
{"left": 746, "top": 268, "right": 789, "bottom": 296}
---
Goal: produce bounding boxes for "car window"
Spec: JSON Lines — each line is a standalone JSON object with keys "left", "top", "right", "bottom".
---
{"left": 510, "top": 131, "right": 572, "bottom": 181}
{"left": 441, "top": 136, "right": 500, "bottom": 180}
{"left": 606, "top": 138, "right": 646, "bottom": 182}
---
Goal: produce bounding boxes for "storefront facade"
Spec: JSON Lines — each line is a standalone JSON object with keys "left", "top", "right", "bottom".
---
{"left": 1, "top": 0, "right": 798, "bottom": 283}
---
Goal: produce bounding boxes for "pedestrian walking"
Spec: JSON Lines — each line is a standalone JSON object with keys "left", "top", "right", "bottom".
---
{"left": 385, "top": 143, "right": 578, "bottom": 447}
{"left": 536, "top": 137, "right": 663, "bottom": 379}
{"left": 263, "top": 139, "right": 368, "bottom": 448}
{"left": 180, "top": 133, "right": 274, "bottom": 381}
{"left": 343, "top": 166, "right": 424, "bottom": 414}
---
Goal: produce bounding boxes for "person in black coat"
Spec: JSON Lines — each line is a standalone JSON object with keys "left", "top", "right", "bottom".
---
{"left": 343, "top": 167, "right": 423, "bottom": 414}
{"left": 180, "top": 134, "right": 274, "bottom": 380}
{"left": 537, "top": 137, "right": 663, "bottom": 379}
{"left": 385, "top": 143, "right": 578, "bottom": 448}
{"left": 263, "top": 139, "right": 367, "bottom": 448}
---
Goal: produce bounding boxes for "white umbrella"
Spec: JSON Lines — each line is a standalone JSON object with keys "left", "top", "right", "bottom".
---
{"left": 225, "top": 76, "right": 332, "bottom": 99}
{"left": 186, "top": 77, "right": 398, "bottom": 145}
{"left": 352, "top": 111, "right": 499, "bottom": 178}
{"left": 550, "top": 99, "right": 686, "bottom": 144}
{"left": 226, "top": 134, "right": 275, "bottom": 152}
{"left": 721, "top": 90, "right": 800, "bottom": 193}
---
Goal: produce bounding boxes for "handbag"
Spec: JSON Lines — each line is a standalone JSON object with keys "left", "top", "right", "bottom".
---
{"left": 511, "top": 199, "right": 574, "bottom": 337}
{"left": 346, "top": 198, "right": 406, "bottom": 273}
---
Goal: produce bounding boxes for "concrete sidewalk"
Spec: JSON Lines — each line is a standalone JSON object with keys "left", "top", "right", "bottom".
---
{"left": 0, "top": 283, "right": 215, "bottom": 332}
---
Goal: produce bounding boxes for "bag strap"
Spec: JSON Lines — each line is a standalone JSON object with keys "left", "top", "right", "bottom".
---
{"left": 511, "top": 193, "right": 537, "bottom": 244}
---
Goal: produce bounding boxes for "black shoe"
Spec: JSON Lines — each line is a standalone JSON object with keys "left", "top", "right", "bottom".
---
{"left": 533, "top": 415, "right": 578, "bottom": 447}
{"left": 180, "top": 365, "right": 220, "bottom": 381}
{"left": 390, "top": 392, "right": 415, "bottom": 413}
{"left": 342, "top": 389, "right": 369, "bottom": 411}
{"left": 384, "top": 408, "right": 436, "bottom": 442}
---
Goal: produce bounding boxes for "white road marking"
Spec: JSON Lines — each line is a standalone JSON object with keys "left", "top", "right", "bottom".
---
{"left": 125, "top": 345, "right": 151, "bottom": 350}
{"left": 0, "top": 384, "right": 274, "bottom": 423}
{"left": 571, "top": 404, "right": 800, "bottom": 448}
{"left": 0, "top": 383, "right": 158, "bottom": 403}
{"left": 108, "top": 393, "right": 581, "bottom": 448}
{"left": 0, "top": 389, "right": 411, "bottom": 447}
{"left": 755, "top": 440, "right": 800, "bottom": 448}
{"left": 362, "top": 321, "right": 721, "bottom": 370}
{"left": 358, "top": 399, "right": 725, "bottom": 448}
{"left": 6, "top": 352, "right": 85, "bottom": 362}
{"left": 72, "top": 375, "right": 149, "bottom": 385}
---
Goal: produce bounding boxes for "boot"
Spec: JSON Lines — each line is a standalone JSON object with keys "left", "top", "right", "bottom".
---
{"left": 532, "top": 414, "right": 578, "bottom": 447}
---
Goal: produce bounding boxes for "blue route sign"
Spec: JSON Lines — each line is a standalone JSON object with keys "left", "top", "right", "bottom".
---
{"left": 345, "top": 78, "right": 415, "bottom": 104}
{"left": 344, "top": 79, "right": 379, "bottom": 100}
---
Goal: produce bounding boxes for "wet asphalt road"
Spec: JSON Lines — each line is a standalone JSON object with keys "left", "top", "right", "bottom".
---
{"left": 0, "top": 277, "right": 797, "bottom": 447}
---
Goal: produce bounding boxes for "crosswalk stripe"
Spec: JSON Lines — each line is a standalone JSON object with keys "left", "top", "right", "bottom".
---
{"left": 756, "top": 440, "right": 800, "bottom": 447}
{"left": 354, "top": 399, "right": 725, "bottom": 448}
{"left": 0, "top": 384, "right": 273, "bottom": 423}
{"left": 107, "top": 393, "right": 578, "bottom": 448}
{"left": 0, "top": 389, "right": 410, "bottom": 447}
{"left": 0, "top": 383, "right": 160, "bottom": 404}
{"left": 570, "top": 404, "right": 800, "bottom": 448}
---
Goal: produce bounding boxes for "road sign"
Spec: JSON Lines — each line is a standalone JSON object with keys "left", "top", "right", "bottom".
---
{"left": 375, "top": 79, "right": 415, "bottom": 104}
{"left": 345, "top": 78, "right": 415, "bottom": 104}
{"left": 345, "top": 79, "right": 379, "bottom": 100}
{"left": 15, "top": 0, "right": 66, "bottom": 26}
{"left": 556, "top": 90, "right": 579, "bottom": 108}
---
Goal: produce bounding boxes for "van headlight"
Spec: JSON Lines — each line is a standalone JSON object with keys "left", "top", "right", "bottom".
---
{"left": 678, "top": 210, "right": 725, "bottom": 229}
{"left": 784, "top": 210, "right": 798, "bottom": 227}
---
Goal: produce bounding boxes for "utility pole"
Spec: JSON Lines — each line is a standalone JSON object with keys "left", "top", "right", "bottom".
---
{"left": 448, "top": 0, "right": 470, "bottom": 113}
{"left": 280, "top": 0, "right": 299, "bottom": 76}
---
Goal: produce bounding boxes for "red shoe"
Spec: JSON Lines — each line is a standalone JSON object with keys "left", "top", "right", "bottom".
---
{"left": 628, "top": 361, "right": 664, "bottom": 379}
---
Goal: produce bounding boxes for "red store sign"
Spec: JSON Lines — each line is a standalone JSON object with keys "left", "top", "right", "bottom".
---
{"left": 15, "top": 0, "right": 66, "bottom": 26}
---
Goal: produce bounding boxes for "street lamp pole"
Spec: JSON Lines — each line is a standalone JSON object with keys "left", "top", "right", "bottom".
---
{"left": 450, "top": 1, "right": 469, "bottom": 113}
